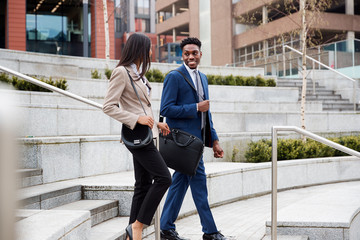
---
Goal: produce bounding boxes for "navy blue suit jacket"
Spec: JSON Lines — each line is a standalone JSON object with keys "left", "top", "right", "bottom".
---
{"left": 160, "top": 64, "right": 218, "bottom": 147}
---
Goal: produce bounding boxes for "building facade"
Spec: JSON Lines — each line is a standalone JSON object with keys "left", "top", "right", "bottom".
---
{"left": 1, "top": 0, "right": 156, "bottom": 60}
{"left": 155, "top": 0, "right": 360, "bottom": 66}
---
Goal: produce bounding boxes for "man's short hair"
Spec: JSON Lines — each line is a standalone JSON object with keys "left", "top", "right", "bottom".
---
{"left": 180, "top": 37, "right": 202, "bottom": 50}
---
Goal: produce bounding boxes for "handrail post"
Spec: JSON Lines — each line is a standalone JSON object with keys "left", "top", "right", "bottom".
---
{"left": 353, "top": 81, "right": 356, "bottom": 112}
{"left": 270, "top": 125, "right": 360, "bottom": 240}
{"left": 154, "top": 136, "right": 161, "bottom": 240}
{"left": 271, "top": 127, "right": 278, "bottom": 240}
{"left": 282, "top": 45, "right": 286, "bottom": 77}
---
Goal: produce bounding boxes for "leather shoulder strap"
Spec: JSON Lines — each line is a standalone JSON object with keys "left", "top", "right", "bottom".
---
{"left": 170, "top": 69, "right": 196, "bottom": 91}
{"left": 126, "top": 71, "right": 147, "bottom": 116}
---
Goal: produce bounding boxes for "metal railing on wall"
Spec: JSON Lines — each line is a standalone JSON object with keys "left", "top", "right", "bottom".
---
{"left": 283, "top": 45, "right": 358, "bottom": 112}
{"left": 0, "top": 65, "right": 163, "bottom": 240}
{"left": 233, "top": 39, "right": 360, "bottom": 77}
{"left": 270, "top": 126, "right": 360, "bottom": 240}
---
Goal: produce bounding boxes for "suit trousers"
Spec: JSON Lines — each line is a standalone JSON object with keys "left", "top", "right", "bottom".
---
{"left": 126, "top": 141, "right": 171, "bottom": 225}
{"left": 160, "top": 157, "right": 218, "bottom": 234}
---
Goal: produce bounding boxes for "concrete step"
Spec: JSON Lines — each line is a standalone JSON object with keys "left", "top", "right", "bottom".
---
{"left": 262, "top": 235, "right": 309, "bottom": 240}
{"left": 17, "top": 168, "right": 43, "bottom": 188}
{"left": 265, "top": 182, "right": 360, "bottom": 240}
{"left": 304, "top": 95, "right": 343, "bottom": 100}
{"left": 90, "top": 217, "right": 128, "bottom": 240}
{"left": 16, "top": 209, "right": 43, "bottom": 221}
{"left": 16, "top": 209, "right": 91, "bottom": 240}
{"left": 19, "top": 183, "right": 82, "bottom": 209}
{"left": 52, "top": 200, "right": 119, "bottom": 227}
{"left": 277, "top": 82, "right": 324, "bottom": 88}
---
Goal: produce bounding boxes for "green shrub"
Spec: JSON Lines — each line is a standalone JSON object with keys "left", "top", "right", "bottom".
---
{"left": 105, "top": 68, "right": 112, "bottom": 80}
{"left": 266, "top": 78, "right": 276, "bottom": 87}
{"left": 333, "top": 136, "right": 360, "bottom": 156}
{"left": 207, "top": 75, "right": 216, "bottom": 85}
{"left": 234, "top": 76, "right": 245, "bottom": 86}
{"left": 245, "top": 139, "right": 272, "bottom": 163}
{"left": 214, "top": 75, "right": 224, "bottom": 85}
{"left": 0, "top": 73, "right": 67, "bottom": 91}
{"left": 91, "top": 69, "right": 101, "bottom": 79}
{"left": 0, "top": 72, "right": 12, "bottom": 84}
{"left": 245, "top": 135, "right": 360, "bottom": 163}
{"left": 255, "top": 75, "right": 266, "bottom": 86}
{"left": 277, "top": 139, "right": 305, "bottom": 160}
{"left": 146, "top": 69, "right": 164, "bottom": 82}
{"left": 245, "top": 76, "right": 257, "bottom": 86}
{"left": 224, "top": 75, "right": 236, "bottom": 85}
{"left": 152, "top": 69, "right": 164, "bottom": 82}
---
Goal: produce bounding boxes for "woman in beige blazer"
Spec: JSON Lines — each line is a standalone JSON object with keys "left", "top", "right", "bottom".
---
{"left": 103, "top": 33, "right": 171, "bottom": 240}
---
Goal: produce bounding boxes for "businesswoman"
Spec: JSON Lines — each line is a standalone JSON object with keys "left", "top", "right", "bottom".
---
{"left": 103, "top": 33, "right": 171, "bottom": 240}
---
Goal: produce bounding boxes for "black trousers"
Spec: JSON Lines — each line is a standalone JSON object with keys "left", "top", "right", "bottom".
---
{"left": 126, "top": 141, "right": 171, "bottom": 225}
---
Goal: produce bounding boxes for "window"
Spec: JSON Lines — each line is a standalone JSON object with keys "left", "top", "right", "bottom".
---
{"left": 25, "top": 0, "right": 88, "bottom": 56}
{"left": 135, "top": 0, "right": 149, "bottom": 15}
{"left": 135, "top": 18, "right": 150, "bottom": 32}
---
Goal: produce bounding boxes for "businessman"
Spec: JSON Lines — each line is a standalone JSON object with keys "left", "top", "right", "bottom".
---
{"left": 160, "top": 37, "right": 227, "bottom": 240}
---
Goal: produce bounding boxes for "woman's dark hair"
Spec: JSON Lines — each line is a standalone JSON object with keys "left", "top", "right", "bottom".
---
{"left": 117, "top": 33, "right": 151, "bottom": 78}
{"left": 180, "top": 37, "right": 202, "bottom": 50}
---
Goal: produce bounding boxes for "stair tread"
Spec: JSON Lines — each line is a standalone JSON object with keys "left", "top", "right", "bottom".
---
{"left": 52, "top": 199, "right": 118, "bottom": 214}
{"left": 17, "top": 168, "right": 42, "bottom": 177}
{"left": 90, "top": 217, "right": 128, "bottom": 240}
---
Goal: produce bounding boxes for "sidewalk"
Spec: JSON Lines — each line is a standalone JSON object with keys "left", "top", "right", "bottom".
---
{"left": 144, "top": 181, "right": 360, "bottom": 240}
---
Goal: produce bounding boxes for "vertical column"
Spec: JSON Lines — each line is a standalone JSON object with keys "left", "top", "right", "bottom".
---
{"left": 262, "top": 6, "right": 268, "bottom": 57}
{"left": 172, "top": 3, "right": 176, "bottom": 42}
{"left": 6, "top": 0, "right": 26, "bottom": 51}
{"left": 128, "top": 0, "right": 135, "bottom": 32}
{"left": 83, "top": 0, "right": 89, "bottom": 57}
{"left": 346, "top": 0, "right": 354, "bottom": 52}
{"left": 150, "top": 0, "right": 155, "bottom": 33}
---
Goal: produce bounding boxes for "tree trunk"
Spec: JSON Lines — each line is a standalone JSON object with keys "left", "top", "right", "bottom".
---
{"left": 102, "top": 0, "right": 110, "bottom": 67}
{"left": 300, "top": 0, "right": 307, "bottom": 138}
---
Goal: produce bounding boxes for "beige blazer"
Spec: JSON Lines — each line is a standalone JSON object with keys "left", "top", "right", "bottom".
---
{"left": 103, "top": 65, "right": 159, "bottom": 138}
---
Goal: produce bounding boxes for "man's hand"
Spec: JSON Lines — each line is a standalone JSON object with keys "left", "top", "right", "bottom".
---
{"left": 157, "top": 122, "right": 170, "bottom": 136}
{"left": 198, "top": 100, "right": 210, "bottom": 112}
{"left": 212, "top": 140, "right": 224, "bottom": 158}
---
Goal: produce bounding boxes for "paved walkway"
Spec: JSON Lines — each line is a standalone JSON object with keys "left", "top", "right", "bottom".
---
{"left": 144, "top": 181, "right": 360, "bottom": 240}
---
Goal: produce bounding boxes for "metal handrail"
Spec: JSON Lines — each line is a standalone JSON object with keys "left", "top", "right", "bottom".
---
{"left": 0, "top": 65, "right": 103, "bottom": 109}
{"left": 283, "top": 45, "right": 358, "bottom": 111}
{"left": 271, "top": 126, "right": 360, "bottom": 240}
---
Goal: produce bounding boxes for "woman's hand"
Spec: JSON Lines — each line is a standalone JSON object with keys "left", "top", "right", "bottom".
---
{"left": 157, "top": 122, "right": 170, "bottom": 136}
{"left": 137, "top": 116, "right": 154, "bottom": 129}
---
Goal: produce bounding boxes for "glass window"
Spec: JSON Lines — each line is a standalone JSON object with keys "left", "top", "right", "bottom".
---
{"left": 135, "top": 0, "right": 150, "bottom": 15}
{"left": 37, "top": 14, "right": 63, "bottom": 40}
{"left": 26, "top": 14, "right": 36, "bottom": 40}
{"left": 135, "top": 18, "right": 150, "bottom": 32}
{"left": 26, "top": 0, "right": 86, "bottom": 56}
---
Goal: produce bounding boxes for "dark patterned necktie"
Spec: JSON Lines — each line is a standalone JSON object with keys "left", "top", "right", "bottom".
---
{"left": 194, "top": 70, "right": 205, "bottom": 129}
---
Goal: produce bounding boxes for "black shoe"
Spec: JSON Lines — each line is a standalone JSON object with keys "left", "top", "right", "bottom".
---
{"left": 160, "top": 229, "right": 189, "bottom": 240}
{"left": 125, "top": 224, "right": 133, "bottom": 240}
{"left": 203, "top": 231, "right": 227, "bottom": 240}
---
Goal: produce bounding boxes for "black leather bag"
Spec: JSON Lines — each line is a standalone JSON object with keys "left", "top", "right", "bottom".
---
{"left": 122, "top": 124, "right": 153, "bottom": 149}
{"left": 159, "top": 128, "right": 204, "bottom": 176}
{"left": 121, "top": 71, "right": 153, "bottom": 149}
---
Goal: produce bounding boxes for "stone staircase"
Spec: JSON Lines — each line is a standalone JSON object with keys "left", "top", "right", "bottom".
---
{"left": 277, "top": 78, "right": 360, "bottom": 111}
{"left": 2, "top": 49, "right": 360, "bottom": 239}
{"left": 16, "top": 169, "right": 131, "bottom": 240}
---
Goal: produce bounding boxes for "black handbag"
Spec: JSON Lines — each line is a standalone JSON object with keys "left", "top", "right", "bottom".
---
{"left": 121, "top": 72, "right": 153, "bottom": 149}
{"left": 159, "top": 128, "right": 204, "bottom": 176}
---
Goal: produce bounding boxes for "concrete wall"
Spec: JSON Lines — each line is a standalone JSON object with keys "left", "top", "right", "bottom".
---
{"left": 0, "top": 48, "right": 264, "bottom": 78}
{"left": 310, "top": 70, "right": 360, "bottom": 103}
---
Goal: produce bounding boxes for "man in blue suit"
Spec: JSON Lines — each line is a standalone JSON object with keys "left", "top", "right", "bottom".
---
{"left": 160, "top": 37, "right": 227, "bottom": 240}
